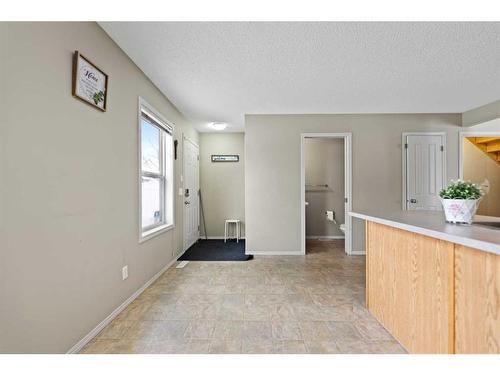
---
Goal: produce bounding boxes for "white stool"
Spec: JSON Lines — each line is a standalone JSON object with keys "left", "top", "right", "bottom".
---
{"left": 224, "top": 219, "right": 241, "bottom": 243}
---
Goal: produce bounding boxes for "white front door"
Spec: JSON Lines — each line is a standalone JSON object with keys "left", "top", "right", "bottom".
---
{"left": 405, "top": 134, "right": 445, "bottom": 210}
{"left": 183, "top": 137, "right": 199, "bottom": 250}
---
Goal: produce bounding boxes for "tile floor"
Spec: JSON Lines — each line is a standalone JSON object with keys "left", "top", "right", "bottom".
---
{"left": 80, "top": 240, "right": 406, "bottom": 354}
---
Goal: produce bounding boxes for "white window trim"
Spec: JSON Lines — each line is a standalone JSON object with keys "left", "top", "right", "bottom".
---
{"left": 138, "top": 97, "right": 175, "bottom": 243}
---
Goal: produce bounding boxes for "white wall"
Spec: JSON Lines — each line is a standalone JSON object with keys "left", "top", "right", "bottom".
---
{"left": 305, "top": 138, "right": 345, "bottom": 237}
{"left": 245, "top": 114, "right": 462, "bottom": 254}
{"left": 463, "top": 138, "right": 500, "bottom": 217}
{"left": 199, "top": 133, "right": 245, "bottom": 237}
{"left": 0, "top": 22, "right": 198, "bottom": 353}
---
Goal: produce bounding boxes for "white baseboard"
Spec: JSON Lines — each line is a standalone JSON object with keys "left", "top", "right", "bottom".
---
{"left": 306, "top": 235, "right": 345, "bottom": 239}
{"left": 248, "top": 249, "right": 364, "bottom": 256}
{"left": 66, "top": 253, "right": 183, "bottom": 354}
{"left": 199, "top": 236, "right": 246, "bottom": 240}
{"left": 246, "top": 251, "right": 303, "bottom": 256}
{"left": 349, "top": 250, "right": 366, "bottom": 256}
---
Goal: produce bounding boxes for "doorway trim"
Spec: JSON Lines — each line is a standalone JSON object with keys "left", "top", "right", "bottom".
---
{"left": 459, "top": 131, "right": 500, "bottom": 179}
{"left": 182, "top": 135, "right": 200, "bottom": 252}
{"left": 300, "top": 133, "right": 353, "bottom": 255}
{"left": 402, "top": 132, "right": 447, "bottom": 211}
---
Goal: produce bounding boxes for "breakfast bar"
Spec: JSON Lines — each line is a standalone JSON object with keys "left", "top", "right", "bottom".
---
{"left": 350, "top": 210, "right": 500, "bottom": 354}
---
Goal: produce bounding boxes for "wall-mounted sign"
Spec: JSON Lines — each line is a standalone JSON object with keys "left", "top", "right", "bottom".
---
{"left": 72, "top": 51, "right": 108, "bottom": 111}
{"left": 211, "top": 155, "right": 239, "bottom": 162}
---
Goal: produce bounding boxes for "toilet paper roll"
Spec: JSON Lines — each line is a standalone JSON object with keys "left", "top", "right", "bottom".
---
{"left": 326, "top": 210, "right": 337, "bottom": 223}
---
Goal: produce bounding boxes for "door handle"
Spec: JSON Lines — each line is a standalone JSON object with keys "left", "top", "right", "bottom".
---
{"left": 184, "top": 201, "right": 190, "bottom": 205}
{"left": 410, "top": 199, "right": 417, "bottom": 203}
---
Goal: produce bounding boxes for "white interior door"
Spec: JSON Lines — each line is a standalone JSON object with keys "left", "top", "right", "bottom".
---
{"left": 405, "top": 134, "right": 445, "bottom": 210}
{"left": 183, "top": 137, "right": 199, "bottom": 250}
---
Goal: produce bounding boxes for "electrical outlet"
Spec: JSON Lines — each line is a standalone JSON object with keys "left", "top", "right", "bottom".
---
{"left": 122, "top": 265, "right": 128, "bottom": 280}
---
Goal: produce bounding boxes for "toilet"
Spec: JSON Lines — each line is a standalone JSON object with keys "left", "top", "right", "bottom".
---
{"left": 339, "top": 223, "right": 346, "bottom": 234}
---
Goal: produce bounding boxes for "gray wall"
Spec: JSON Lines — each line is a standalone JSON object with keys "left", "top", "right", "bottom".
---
{"left": 463, "top": 138, "right": 500, "bottom": 217}
{"left": 199, "top": 133, "right": 245, "bottom": 237}
{"left": 0, "top": 22, "right": 198, "bottom": 353}
{"left": 466, "top": 118, "right": 500, "bottom": 132}
{"left": 245, "top": 114, "right": 462, "bottom": 254}
{"left": 305, "top": 138, "right": 345, "bottom": 237}
{"left": 462, "top": 99, "right": 500, "bottom": 127}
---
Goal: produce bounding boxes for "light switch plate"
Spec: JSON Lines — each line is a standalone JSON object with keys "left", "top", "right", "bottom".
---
{"left": 122, "top": 265, "right": 128, "bottom": 280}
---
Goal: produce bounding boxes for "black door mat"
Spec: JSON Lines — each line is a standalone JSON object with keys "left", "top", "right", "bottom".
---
{"left": 178, "top": 239, "right": 253, "bottom": 261}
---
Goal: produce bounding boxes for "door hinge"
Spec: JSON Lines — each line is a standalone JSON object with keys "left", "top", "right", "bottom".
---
{"left": 404, "top": 143, "right": 408, "bottom": 149}
{"left": 345, "top": 197, "right": 348, "bottom": 203}
{"left": 440, "top": 145, "right": 444, "bottom": 151}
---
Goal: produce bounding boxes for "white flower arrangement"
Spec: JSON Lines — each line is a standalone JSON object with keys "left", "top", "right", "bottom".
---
{"left": 439, "top": 180, "right": 485, "bottom": 224}
{"left": 439, "top": 179, "right": 483, "bottom": 200}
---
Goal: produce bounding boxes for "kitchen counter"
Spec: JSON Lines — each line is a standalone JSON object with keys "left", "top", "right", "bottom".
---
{"left": 349, "top": 210, "right": 500, "bottom": 255}
{"left": 352, "top": 209, "right": 500, "bottom": 354}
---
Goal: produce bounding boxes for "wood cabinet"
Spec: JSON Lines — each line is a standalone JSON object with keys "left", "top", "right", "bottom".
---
{"left": 455, "top": 245, "right": 500, "bottom": 353}
{"left": 366, "top": 222, "right": 454, "bottom": 353}
{"left": 366, "top": 221, "right": 500, "bottom": 354}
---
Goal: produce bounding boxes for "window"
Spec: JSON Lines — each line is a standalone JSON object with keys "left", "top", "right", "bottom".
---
{"left": 139, "top": 99, "right": 174, "bottom": 240}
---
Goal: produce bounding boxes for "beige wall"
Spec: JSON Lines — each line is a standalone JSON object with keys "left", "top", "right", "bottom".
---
{"left": 245, "top": 114, "right": 462, "bottom": 254}
{"left": 462, "top": 99, "right": 500, "bottom": 127}
{"left": 463, "top": 138, "right": 500, "bottom": 217}
{"left": 0, "top": 22, "right": 198, "bottom": 353}
{"left": 305, "top": 138, "right": 345, "bottom": 237}
{"left": 199, "top": 133, "right": 245, "bottom": 237}
{"left": 467, "top": 118, "right": 500, "bottom": 132}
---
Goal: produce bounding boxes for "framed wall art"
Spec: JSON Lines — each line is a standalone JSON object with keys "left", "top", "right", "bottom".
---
{"left": 72, "top": 50, "right": 108, "bottom": 111}
{"left": 211, "top": 155, "right": 239, "bottom": 162}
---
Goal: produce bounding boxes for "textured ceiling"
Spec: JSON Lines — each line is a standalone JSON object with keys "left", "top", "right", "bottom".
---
{"left": 100, "top": 22, "right": 500, "bottom": 132}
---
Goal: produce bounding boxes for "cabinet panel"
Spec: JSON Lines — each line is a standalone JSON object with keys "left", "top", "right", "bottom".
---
{"left": 366, "top": 221, "right": 454, "bottom": 353}
{"left": 455, "top": 245, "right": 500, "bottom": 354}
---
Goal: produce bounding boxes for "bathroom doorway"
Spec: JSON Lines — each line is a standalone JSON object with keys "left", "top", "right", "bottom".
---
{"left": 300, "top": 133, "right": 352, "bottom": 255}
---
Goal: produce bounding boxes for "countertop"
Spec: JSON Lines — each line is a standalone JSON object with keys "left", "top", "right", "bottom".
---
{"left": 349, "top": 210, "right": 500, "bottom": 255}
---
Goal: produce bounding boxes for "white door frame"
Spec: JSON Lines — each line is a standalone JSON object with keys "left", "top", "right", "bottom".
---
{"left": 402, "top": 132, "right": 447, "bottom": 210}
{"left": 182, "top": 135, "right": 200, "bottom": 251}
{"left": 459, "top": 131, "right": 500, "bottom": 179}
{"left": 300, "top": 133, "right": 352, "bottom": 255}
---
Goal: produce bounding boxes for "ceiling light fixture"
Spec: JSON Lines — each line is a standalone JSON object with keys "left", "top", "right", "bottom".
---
{"left": 210, "top": 122, "right": 227, "bottom": 131}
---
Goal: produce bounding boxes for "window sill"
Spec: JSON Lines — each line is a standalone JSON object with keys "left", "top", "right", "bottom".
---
{"left": 140, "top": 224, "right": 175, "bottom": 243}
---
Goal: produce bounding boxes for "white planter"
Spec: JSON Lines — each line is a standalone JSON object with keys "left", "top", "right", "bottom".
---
{"left": 441, "top": 198, "right": 480, "bottom": 224}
